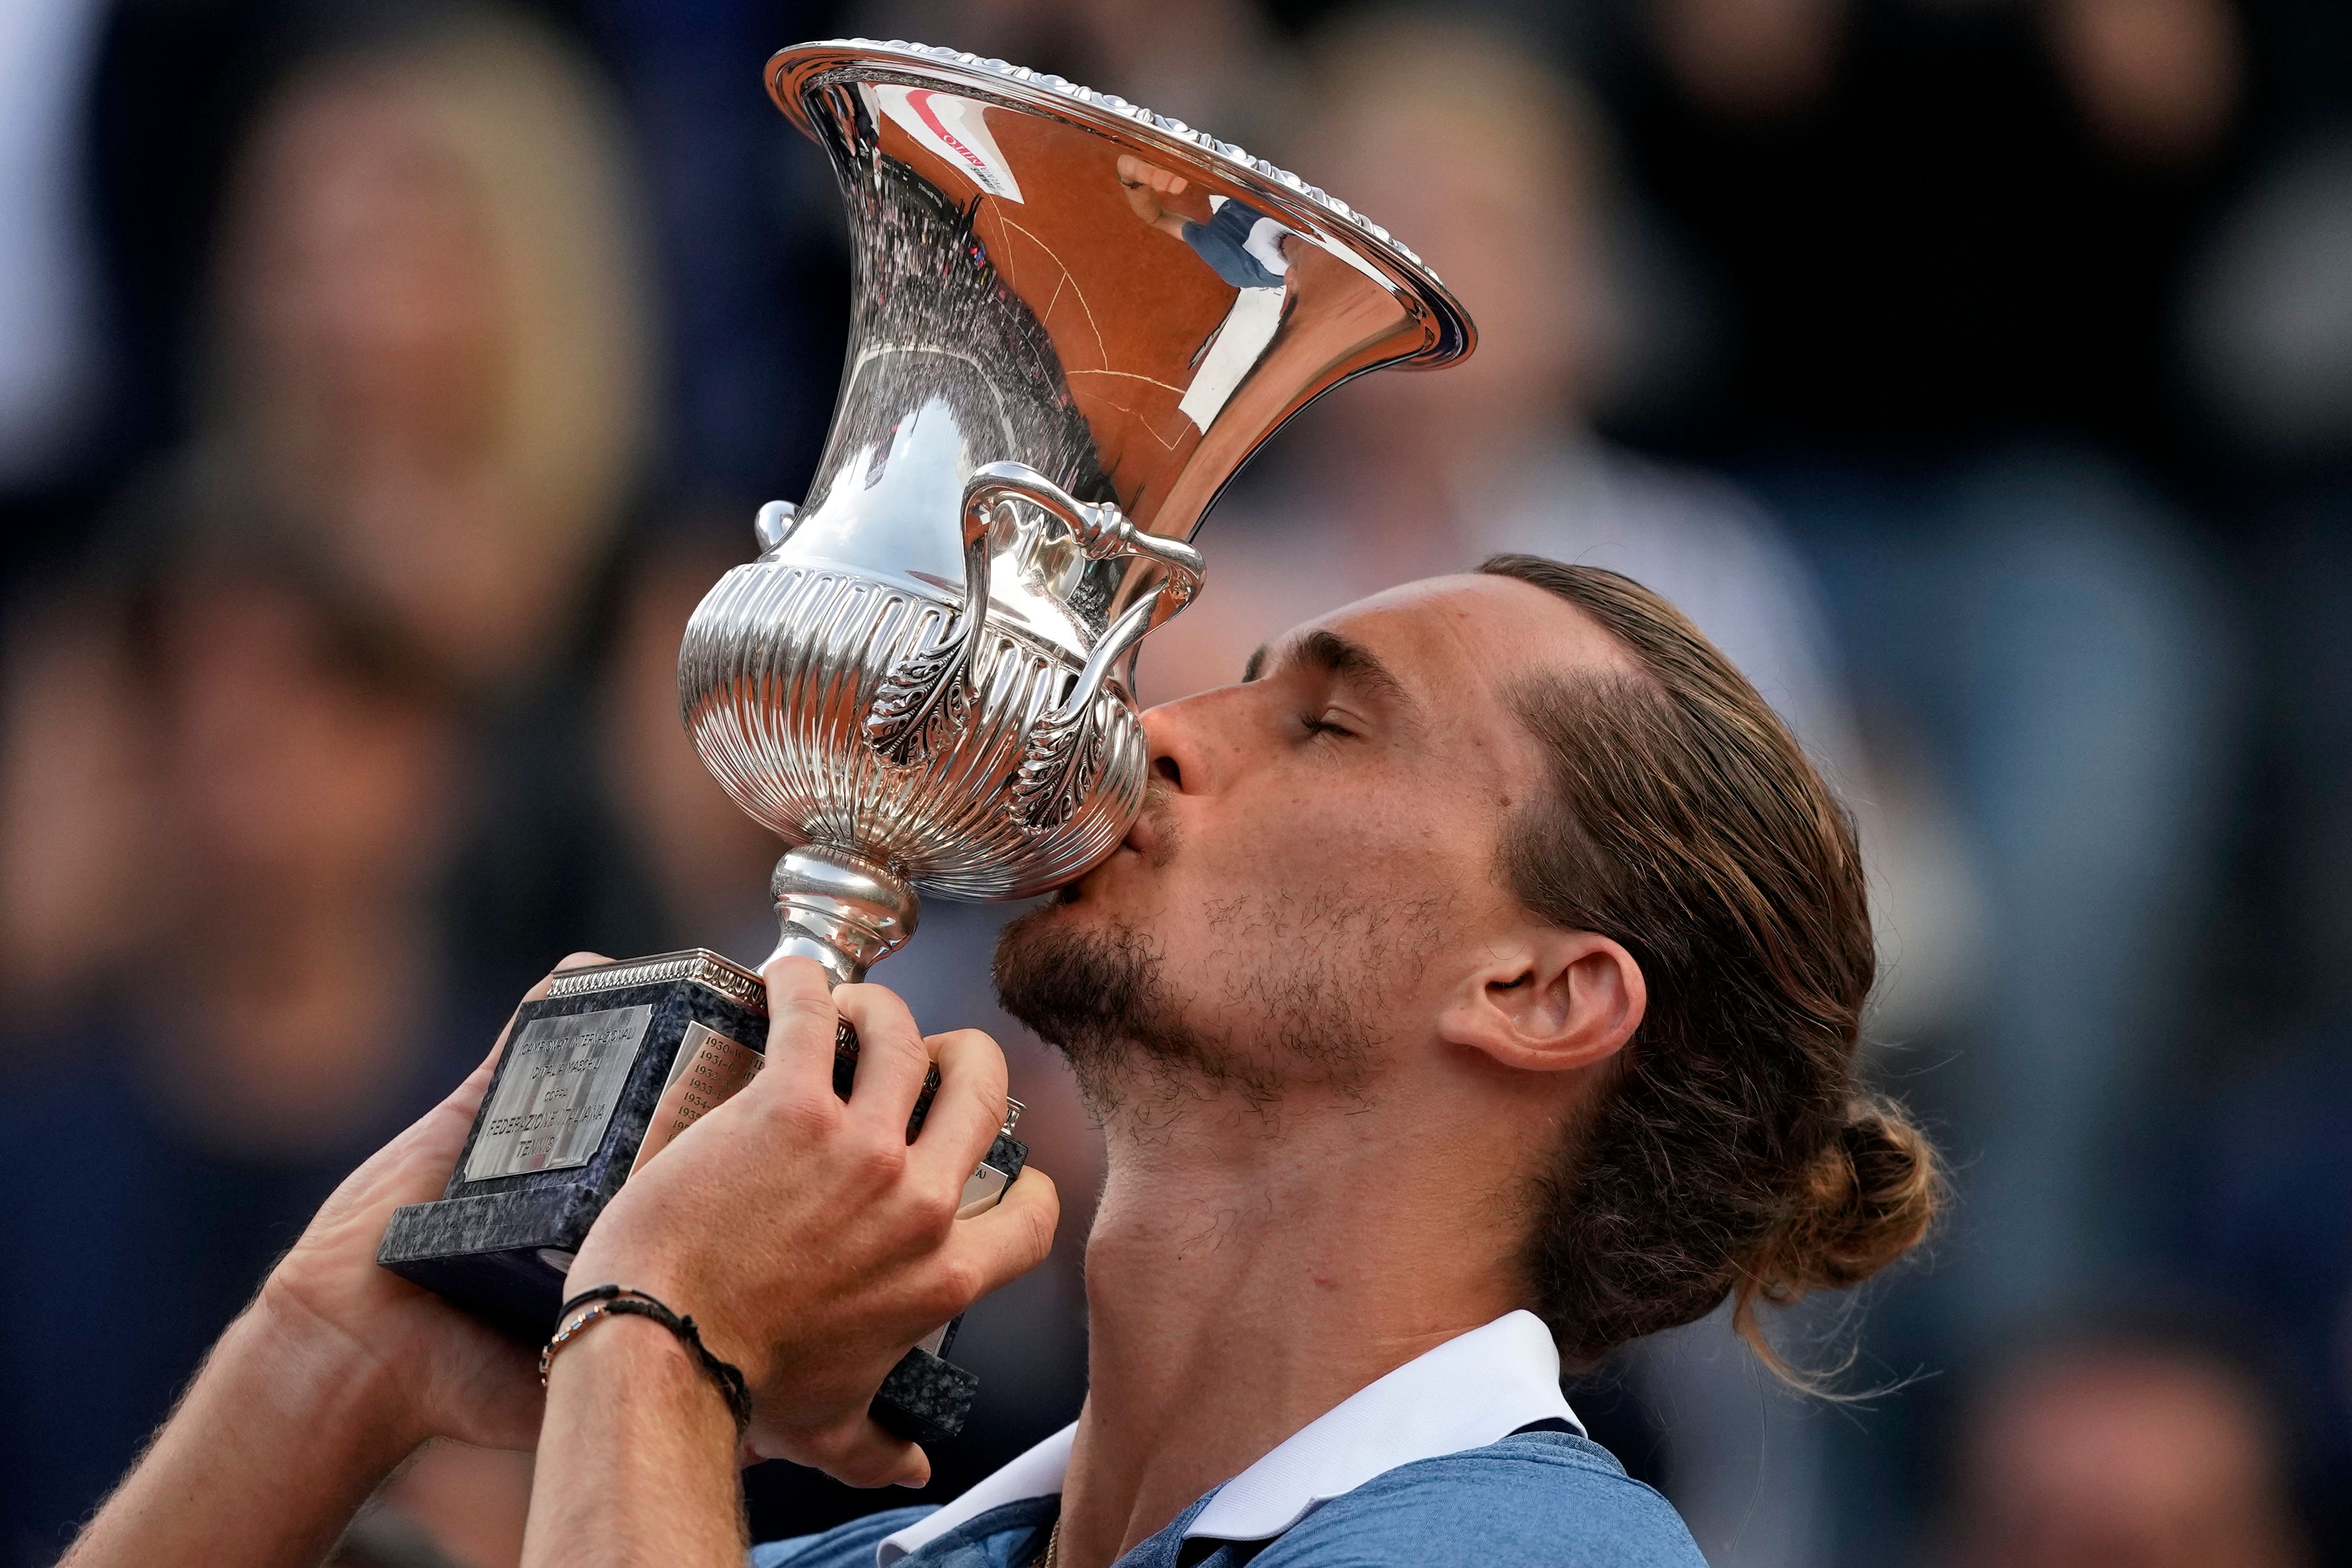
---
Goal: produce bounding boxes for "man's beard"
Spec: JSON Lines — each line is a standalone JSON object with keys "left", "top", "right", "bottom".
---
{"left": 992, "top": 911, "right": 1204, "bottom": 1114}
{"left": 992, "top": 893, "right": 1415, "bottom": 1119}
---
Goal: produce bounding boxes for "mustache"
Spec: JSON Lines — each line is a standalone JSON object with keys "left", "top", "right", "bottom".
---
{"left": 1133, "top": 777, "right": 1179, "bottom": 867}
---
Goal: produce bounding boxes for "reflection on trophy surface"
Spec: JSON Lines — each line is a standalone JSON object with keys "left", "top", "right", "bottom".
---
{"left": 377, "top": 37, "right": 1473, "bottom": 1445}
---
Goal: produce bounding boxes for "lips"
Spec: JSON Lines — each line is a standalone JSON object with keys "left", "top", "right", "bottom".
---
{"left": 1119, "top": 783, "right": 1174, "bottom": 863}
{"left": 1115, "top": 785, "right": 1162, "bottom": 860}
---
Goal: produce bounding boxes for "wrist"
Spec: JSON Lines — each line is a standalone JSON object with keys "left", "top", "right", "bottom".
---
{"left": 545, "top": 1307, "right": 744, "bottom": 1448}
{"left": 520, "top": 1293, "right": 754, "bottom": 1567}
{"left": 247, "top": 1274, "right": 423, "bottom": 1458}
{"left": 175, "top": 1295, "right": 423, "bottom": 1516}
{"left": 547, "top": 1287, "right": 756, "bottom": 1432}
{"left": 561, "top": 1241, "right": 759, "bottom": 1384}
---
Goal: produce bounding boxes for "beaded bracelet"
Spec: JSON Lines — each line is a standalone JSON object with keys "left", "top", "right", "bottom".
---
{"left": 540, "top": 1285, "right": 755, "bottom": 1435}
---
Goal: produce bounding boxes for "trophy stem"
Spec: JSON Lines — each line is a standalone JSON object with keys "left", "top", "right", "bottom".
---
{"left": 767, "top": 846, "right": 920, "bottom": 984}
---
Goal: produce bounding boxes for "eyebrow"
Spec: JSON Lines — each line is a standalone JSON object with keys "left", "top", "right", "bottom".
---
{"left": 1245, "top": 628, "right": 1420, "bottom": 718}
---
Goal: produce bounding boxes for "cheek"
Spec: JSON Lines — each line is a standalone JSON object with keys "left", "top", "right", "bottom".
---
{"left": 1214, "top": 773, "right": 1463, "bottom": 890}
{"left": 1178, "top": 777, "right": 1476, "bottom": 959}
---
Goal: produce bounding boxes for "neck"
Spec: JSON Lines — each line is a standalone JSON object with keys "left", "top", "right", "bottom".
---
{"left": 1054, "top": 1074, "right": 1525, "bottom": 1568}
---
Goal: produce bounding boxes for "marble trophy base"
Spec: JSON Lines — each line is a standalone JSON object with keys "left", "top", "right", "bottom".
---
{"left": 377, "top": 949, "right": 1026, "bottom": 1447}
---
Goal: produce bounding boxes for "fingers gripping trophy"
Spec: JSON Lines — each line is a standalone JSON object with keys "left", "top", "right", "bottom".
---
{"left": 379, "top": 39, "right": 1473, "bottom": 1445}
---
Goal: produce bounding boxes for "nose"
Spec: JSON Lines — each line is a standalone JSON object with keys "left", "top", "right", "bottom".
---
{"left": 1139, "top": 694, "right": 1212, "bottom": 795}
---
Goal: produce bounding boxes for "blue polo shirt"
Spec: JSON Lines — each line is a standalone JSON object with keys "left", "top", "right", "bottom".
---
{"left": 1180, "top": 197, "right": 1292, "bottom": 292}
{"left": 751, "top": 1313, "right": 1703, "bottom": 1568}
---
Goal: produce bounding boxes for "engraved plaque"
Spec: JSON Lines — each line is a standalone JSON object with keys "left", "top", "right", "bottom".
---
{"left": 630, "top": 1020, "right": 765, "bottom": 1174}
{"left": 464, "top": 1005, "right": 656, "bottom": 1182}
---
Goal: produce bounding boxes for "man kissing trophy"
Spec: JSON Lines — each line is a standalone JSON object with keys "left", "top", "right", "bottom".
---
{"left": 377, "top": 38, "right": 1474, "bottom": 1446}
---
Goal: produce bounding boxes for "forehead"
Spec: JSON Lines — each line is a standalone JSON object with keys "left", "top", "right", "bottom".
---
{"left": 1305, "top": 574, "right": 1631, "bottom": 699}
{"left": 1277, "top": 575, "right": 1631, "bottom": 807}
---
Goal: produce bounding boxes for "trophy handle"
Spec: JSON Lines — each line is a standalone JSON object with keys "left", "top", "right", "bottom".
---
{"left": 753, "top": 498, "right": 800, "bottom": 555}
{"left": 862, "top": 484, "right": 998, "bottom": 764}
{"left": 957, "top": 462, "right": 1206, "bottom": 833}
{"left": 961, "top": 461, "right": 1204, "bottom": 627}
{"left": 864, "top": 461, "right": 1204, "bottom": 791}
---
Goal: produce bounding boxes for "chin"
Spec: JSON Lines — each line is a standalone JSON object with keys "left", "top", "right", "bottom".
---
{"left": 991, "top": 894, "right": 1178, "bottom": 1090}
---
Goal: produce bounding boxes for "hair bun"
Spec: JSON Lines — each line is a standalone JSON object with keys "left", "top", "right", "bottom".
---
{"left": 1749, "top": 1096, "right": 1943, "bottom": 1305}
{"left": 1726, "top": 1096, "right": 1944, "bottom": 1387}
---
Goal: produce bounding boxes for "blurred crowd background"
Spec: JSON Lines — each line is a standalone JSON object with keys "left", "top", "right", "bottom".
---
{"left": 1, "top": 0, "right": 2347, "bottom": 1563}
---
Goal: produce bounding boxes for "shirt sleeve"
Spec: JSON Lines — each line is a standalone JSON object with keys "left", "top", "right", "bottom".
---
{"left": 1179, "top": 200, "right": 1289, "bottom": 291}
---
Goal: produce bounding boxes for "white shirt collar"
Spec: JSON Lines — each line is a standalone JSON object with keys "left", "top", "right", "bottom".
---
{"left": 875, "top": 1310, "right": 1580, "bottom": 1565}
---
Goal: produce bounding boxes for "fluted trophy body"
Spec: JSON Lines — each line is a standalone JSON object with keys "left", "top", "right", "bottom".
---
{"left": 682, "top": 40, "right": 1474, "bottom": 981}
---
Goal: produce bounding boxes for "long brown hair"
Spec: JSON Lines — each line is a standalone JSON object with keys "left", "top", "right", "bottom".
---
{"left": 1483, "top": 554, "right": 1940, "bottom": 1382}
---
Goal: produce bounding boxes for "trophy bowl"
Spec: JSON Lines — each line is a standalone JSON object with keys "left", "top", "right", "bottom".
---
{"left": 379, "top": 38, "right": 1472, "bottom": 1446}
{"left": 687, "top": 38, "right": 1474, "bottom": 982}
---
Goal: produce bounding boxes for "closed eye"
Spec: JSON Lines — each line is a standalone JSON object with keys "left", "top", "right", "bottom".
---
{"left": 1300, "top": 712, "right": 1358, "bottom": 740}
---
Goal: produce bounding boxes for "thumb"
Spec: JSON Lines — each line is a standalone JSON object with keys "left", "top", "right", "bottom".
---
{"left": 949, "top": 1165, "right": 1059, "bottom": 1300}
{"left": 792, "top": 1418, "right": 931, "bottom": 1491}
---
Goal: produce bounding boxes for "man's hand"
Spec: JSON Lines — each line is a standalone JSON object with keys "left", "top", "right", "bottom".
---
{"left": 63, "top": 958, "right": 591, "bottom": 1568}
{"left": 253, "top": 961, "right": 606, "bottom": 1454}
{"left": 1117, "top": 152, "right": 1195, "bottom": 238}
{"left": 564, "top": 957, "right": 1060, "bottom": 1487}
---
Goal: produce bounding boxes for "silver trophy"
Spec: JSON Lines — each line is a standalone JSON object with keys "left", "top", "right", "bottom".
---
{"left": 380, "top": 38, "right": 1471, "bottom": 1443}
{"left": 697, "top": 40, "right": 1471, "bottom": 982}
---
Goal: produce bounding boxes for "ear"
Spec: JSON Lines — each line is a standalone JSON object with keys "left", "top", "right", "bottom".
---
{"left": 1437, "top": 928, "right": 1646, "bottom": 1075}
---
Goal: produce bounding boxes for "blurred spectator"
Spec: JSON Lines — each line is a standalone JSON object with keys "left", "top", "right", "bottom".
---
{"left": 1931, "top": 1319, "right": 2309, "bottom": 1568}
{"left": 0, "top": 0, "right": 108, "bottom": 495}
{"left": 1532, "top": 0, "right": 2254, "bottom": 1357}
{"left": 0, "top": 13, "right": 672, "bottom": 1562}
{"left": 1607, "top": 0, "right": 2244, "bottom": 468}
{"left": 77, "top": 0, "right": 850, "bottom": 528}
{"left": 190, "top": 7, "right": 653, "bottom": 702}
{"left": 107, "top": 5, "right": 669, "bottom": 1003}
{"left": 0, "top": 560, "right": 521, "bottom": 1566}
{"left": 1597, "top": 6, "right": 2258, "bottom": 1557}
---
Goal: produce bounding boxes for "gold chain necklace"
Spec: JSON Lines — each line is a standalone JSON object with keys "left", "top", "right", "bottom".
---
{"left": 1033, "top": 1517, "right": 1062, "bottom": 1568}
